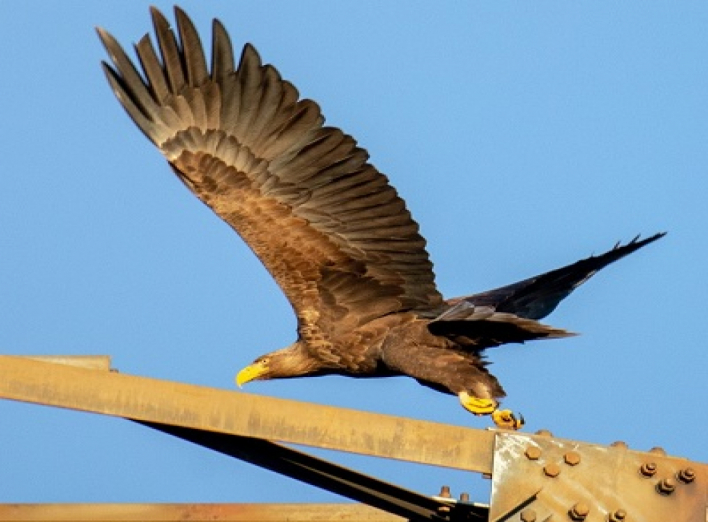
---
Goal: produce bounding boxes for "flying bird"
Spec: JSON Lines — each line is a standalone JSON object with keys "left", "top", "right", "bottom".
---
{"left": 98, "top": 7, "right": 664, "bottom": 429}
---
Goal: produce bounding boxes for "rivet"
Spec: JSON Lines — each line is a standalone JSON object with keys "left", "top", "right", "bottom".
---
{"left": 459, "top": 492, "right": 470, "bottom": 501}
{"left": 535, "top": 429, "right": 553, "bottom": 437}
{"left": 677, "top": 468, "right": 696, "bottom": 484}
{"left": 569, "top": 502, "right": 590, "bottom": 521}
{"left": 564, "top": 451, "right": 581, "bottom": 466}
{"left": 656, "top": 477, "right": 676, "bottom": 495}
{"left": 640, "top": 462, "right": 657, "bottom": 477}
{"left": 649, "top": 446, "right": 666, "bottom": 456}
{"left": 525, "top": 446, "right": 542, "bottom": 460}
{"left": 610, "top": 440, "right": 628, "bottom": 449}
{"left": 520, "top": 508, "right": 537, "bottom": 522}
{"left": 544, "top": 463, "right": 561, "bottom": 477}
{"left": 608, "top": 509, "right": 627, "bottom": 522}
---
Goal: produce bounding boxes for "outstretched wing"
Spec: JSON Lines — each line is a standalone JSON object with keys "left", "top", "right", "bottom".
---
{"left": 430, "top": 233, "right": 665, "bottom": 349}
{"left": 98, "top": 7, "right": 442, "bottom": 341}
{"left": 446, "top": 233, "right": 666, "bottom": 320}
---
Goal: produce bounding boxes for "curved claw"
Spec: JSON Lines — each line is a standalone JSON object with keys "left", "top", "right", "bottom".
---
{"left": 492, "top": 409, "right": 525, "bottom": 430}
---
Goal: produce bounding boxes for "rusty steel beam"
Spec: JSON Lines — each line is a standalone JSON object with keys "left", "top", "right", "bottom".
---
{"left": 0, "top": 355, "right": 495, "bottom": 473}
{"left": 0, "top": 503, "right": 403, "bottom": 521}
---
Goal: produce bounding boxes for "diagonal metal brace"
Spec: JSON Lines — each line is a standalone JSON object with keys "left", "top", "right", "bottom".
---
{"left": 138, "top": 421, "right": 487, "bottom": 521}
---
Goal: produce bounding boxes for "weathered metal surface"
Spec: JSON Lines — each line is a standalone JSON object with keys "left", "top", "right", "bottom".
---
{"left": 489, "top": 431, "right": 708, "bottom": 522}
{"left": 138, "top": 421, "right": 475, "bottom": 521}
{"left": 0, "top": 356, "right": 495, "bottom": 473}
{"left": 22, "top": 355, "right": 112, "bottom": 371}
{"left": 0, "top": 503, "right": 403, "bottom": 521}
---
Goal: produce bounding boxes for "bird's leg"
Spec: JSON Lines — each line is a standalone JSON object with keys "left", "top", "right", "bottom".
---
{"left": 458, "top": 392, "right": 524, "bottom": 430}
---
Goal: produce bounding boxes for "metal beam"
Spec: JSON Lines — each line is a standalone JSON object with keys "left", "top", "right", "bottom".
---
{"left": 0, "top": 356, "right": 495, "bottom": 473}
{"left": 22, "top": 355, "right": 112, "bottom": 371}
{"left": 138, "top": 421, "right": 486, "bottom": 521}
{"left": 488, "top": 431, "right": 708, "bottom": 522}
{"left": 0, "top": 503, "right": 404, "bottom": 521}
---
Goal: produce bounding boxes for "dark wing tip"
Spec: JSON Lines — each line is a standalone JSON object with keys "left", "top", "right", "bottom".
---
{"left": 149, "top": 5, "right": 170, "bottom": 27}
{"left": 448, "top": 231, "right": 667, "bottom": 322}
{"left": 618, "top": 231, "right": 667, "bottom": 251}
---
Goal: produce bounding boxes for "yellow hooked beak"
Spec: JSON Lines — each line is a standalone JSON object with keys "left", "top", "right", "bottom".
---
{"left": 235, "top": 361, "right": 268, "bottom": 388}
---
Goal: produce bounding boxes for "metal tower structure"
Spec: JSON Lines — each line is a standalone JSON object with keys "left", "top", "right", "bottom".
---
{"left": 0, "top": 355, "right": 705, "bottom": 521}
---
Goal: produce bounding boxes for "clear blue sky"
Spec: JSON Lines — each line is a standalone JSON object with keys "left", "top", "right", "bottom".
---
{"left": 1, "top": 1, "right": 706, "bottom": 505}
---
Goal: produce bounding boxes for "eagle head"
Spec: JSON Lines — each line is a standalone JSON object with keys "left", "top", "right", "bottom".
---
{"left": 235, "top": 342, "right": 322, "bottom": 387}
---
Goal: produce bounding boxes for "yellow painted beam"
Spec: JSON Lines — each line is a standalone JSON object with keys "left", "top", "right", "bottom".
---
{"left": 0, "top": 355, "right": 495, "bottom": 473}
{"left": 0, "top": 503, "right": 402, "bottom": 522}
{"left": 22, "top": 355, "right": 112, "bottom": 371}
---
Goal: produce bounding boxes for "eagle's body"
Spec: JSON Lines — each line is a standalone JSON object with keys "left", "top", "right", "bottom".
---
{"left": 99, "top": 7, "right": 663, "bottom": 428}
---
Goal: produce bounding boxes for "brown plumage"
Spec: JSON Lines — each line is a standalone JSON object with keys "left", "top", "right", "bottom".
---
{"left": 98, "top": 7, "right": 664, "bottom": 428}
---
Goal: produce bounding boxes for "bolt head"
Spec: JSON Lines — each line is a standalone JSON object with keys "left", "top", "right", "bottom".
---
{"left": 544, "top": 463, "right": 561, "bottom": 478}
{"left": 657, "top": 477, "right": 676, "bottom": 495}
{"left": 525, "top": 446, "right": 542, "bottom": 460}
{"left": 649, "top": 446, "right": 667, "bottom": 456}
{"left": 569, "top": 502, "right": 590, "bottom": 520}
{"left": 564, "top": 451, "right": 581, "bottom": 466}
{"left": 535, "top": 429, "right": 553, "bottom": 437}
{"left": 520, "top": 508, "right": 537, "bottom": 522}
{"left": 608, "top": 509, "right": 627, "bottom": 522}
{"left": 677, "top": 468, "right": 696, "bottom": 484}
{"left": 610, "top": 440, "right": 628, "bottom": 449}
{"left": 640, "top": 462, "right": 657, "bottom": 477}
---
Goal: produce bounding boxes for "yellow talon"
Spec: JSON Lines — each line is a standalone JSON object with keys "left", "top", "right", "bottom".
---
{"left": 458, "top": 392, "right": 524, "bottom": 430}
{"left": 492, "top": 409, "right": 525, "bottom": 430}
{"left": 458, "top": 392, "right": 497, "bottom": 415}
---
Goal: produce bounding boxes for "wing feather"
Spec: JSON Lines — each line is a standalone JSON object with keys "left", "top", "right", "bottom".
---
{"left": 135, "top": 36, "right": 169, "bottom": 103}
{"left": 98, "top": 7, "right": 442, "bottom": 342}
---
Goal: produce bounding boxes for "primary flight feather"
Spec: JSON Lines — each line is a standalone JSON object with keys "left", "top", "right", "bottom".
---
{"left": 98, "top": 7, "right": 664, "bottom": 429}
